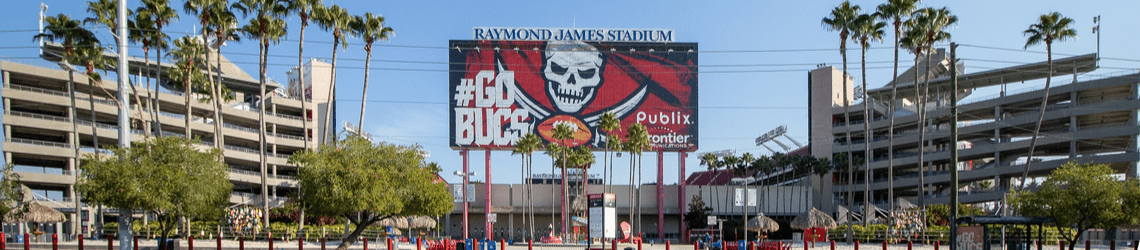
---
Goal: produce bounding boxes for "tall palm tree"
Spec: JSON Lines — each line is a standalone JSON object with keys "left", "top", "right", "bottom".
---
{"left": 699, "top": 153, "right": 720, "bottom": 212}
{"left": 598, "top": 112, "right": 621, "bottom": 194}
{"left": 905, "top": 7, "right": 956, "bottom": 240}
{"left": 351, "top": 12, "right": 394, "bottom": 128}
{"left": 83, "top": 0, "right": 126, "bottom": 156}
{"left": 137, "top": 0, "right": 178, "bottom": 137}
{"left": 722, "top": 154, "right": 740, "bottom": 214}
{"left": 205, "top": 2, "right": 240, "bottom": 152}
{"left": 852, "top": 13, "right": 886, "bottom": 226}
{"left": 37, "top": 13, "right": 97, "bottom": 240}
{"left": 821, "top": 1, "right": 859, "bottom": 241}
{"left": 514, "top": 133, "right": 541, "bottom": 240}
{"left": 285, "top": 0, "right": 321, "bottom": 232}
{"left": 1019, "top": 12, "right": 1077, "bottom": 191}
{"left": 900, "top": 17, "right": 928, "bottom": 209}
{"left": 312, "top": 4, "right": 353, "bottom": 145}
{"left": 129, "top": 12, "right": 159, "bottom": 139}
{"left": 184, "top": 0, "right": 225, "bottom": 144}
{"left": 550, "top": 123, "right": 575, "bottom": 235}
{"left": 167, "top": 36, "right": 207, "bottom": 138}
{"left": 234, "top": 0, "right": 288, "bottom": 231}
{"left": 875, "top": 0, "right": 918, "bottom": 235}
{"left": 286, "top": 0, "right": 321, "bottom": 147}
{"left": 624, "top": 123, "right": 649, "bottom": 234}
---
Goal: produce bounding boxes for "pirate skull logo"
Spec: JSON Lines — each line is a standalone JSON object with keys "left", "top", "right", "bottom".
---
{"left": 543, "top": 41, "right": 605, "bottom": 113}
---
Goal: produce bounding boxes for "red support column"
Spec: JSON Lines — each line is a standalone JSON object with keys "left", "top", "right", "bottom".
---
{"left": 52, "top": 234, "right": 57, "bottom": 250}
{"left": 678, "top": 152, "right": 687, "bottom": 244}
{"left": 462, "top": 149, "right": 470, "bottom": 240}
{"left": 486, "top": 149, "right": 493, "bottom": 241}
{"left": 657, "top": 150, "right": 665, "bottom": 241}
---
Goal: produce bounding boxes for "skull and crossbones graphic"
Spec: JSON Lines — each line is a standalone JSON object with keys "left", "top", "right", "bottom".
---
{"left": 543, "top": 41, "right": 606, "bottom": 113}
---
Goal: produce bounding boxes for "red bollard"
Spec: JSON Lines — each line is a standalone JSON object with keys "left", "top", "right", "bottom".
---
{"left": 1060, "top": 241, "right": 1064, "bottom": 250}
{"left": 855, "top": 241, "right": 860, "bottom": 250}
{"left": 418, "top": 238, "right": 423, "bottom": 250}
{"left": 501, "top": 239, "right": 506, "bottom": 250}
{"left": 611, "top": 239, "right": 616, "bottom": 250}
{"left": 1112, "top": 240, "right": 1117, "bottom": 250}
{"left": 934, "top": 241, "right": 939, "bottom": 250}
{"left": 1087, "top": 240, "right": 1091, "bottom": 250}
{"left": 908, "top": 241, "right": 913, "bottom": 250}
{"left": 189, "top": 236, "right": 194, "bottom": 250}
{"left": 363, "top": 237, "right": 368, "bottom": 250}
{"left": 696, "top": 240, "right": 700, "bottom": 250}
{"left": 321, "top": 238, "right": 326, "bottom": 250}
{"left": 239, "top": 237, "right": 244, "bottom": 250}
{"left": 107, "top": 235, "right": 113, "bottom": 250}
{"left": 388, "top": 238, "right": 394, "bottom": 250}
{"left": 217, "top": 236, "right": 222, "bottom": 250}
{"left": 300, "top": 237, "right": 305, "bottom": 250}
{"left": 667, "top": 240, "right": 672, "bottom": 250}
{"left": 269, "top": 233, "right": 274, "bottom": 250}
{"left": 638, "top": 238, "right": 643, "bottom": 250}
{"left": 1, "top": 232, "right": 5, "bottom": 250}
{"left": 78, "top": 234, "right": 83, "bottom": 250}
{"left": 134, "top": 236, "right": 139, "bottom": 250}
{"left": 882, "top": 241, "right": 887, "bottom": 250}
{"left": 52, "top": 234, "right": 57, "bottom": 250}
{"left": 830, "top": 241, "right": 835, "bottom": 250}
{"left": 23, "top": 233, "right": 28, "bottom": 250}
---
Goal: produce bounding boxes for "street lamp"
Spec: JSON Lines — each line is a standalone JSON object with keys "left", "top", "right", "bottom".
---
{"left": 454, "top": 170, "right": 477, "bottom": 240}
{"left": 731, "top": 177, "right": 756, "bottom": 241}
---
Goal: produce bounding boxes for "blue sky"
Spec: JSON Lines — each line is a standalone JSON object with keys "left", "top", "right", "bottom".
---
{"left": 2, "top": 0, "right": 1138, "bottom": 186}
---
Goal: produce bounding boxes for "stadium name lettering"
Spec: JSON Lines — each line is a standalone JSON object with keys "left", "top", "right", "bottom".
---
{"left": 454, "top": 70, "right": 530, "bottom": 146}
{"left": 473, "top": 27, "right": 674, "bottom": 42}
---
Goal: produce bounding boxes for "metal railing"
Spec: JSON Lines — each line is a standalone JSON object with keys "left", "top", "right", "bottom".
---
{"left": 223, "top": 123, "right": 259, "bottom": 133}
{"left": 7, "top": 84, "right": 69, "bottom": 96}
{"left": 77, "top": 119, "right": 120, "bottom": 130}
{"left": 8, "top": 138, "right": 71, "bottom": 148}
{"left": 7, "top": 111, "right": 69, "bottom": 122}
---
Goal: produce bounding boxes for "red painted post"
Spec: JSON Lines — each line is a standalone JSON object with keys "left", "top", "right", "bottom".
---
{"left": 133, "top": 236, "right": 138, "bottom": 250}
{"left": 78, "top": 234, "right": 83, "bottom": 250}
{"left": 388, "top": 238, "right": 394, "bottom": 250}
{"left": 363, "top": 238, "right": 368, "bottom": 250}
{"left": 269, "top": 232, "right": 274, "bottom": 250}
{"left": 611, "top": 239, "right": 615, "bottom": 250}
{"left": 934, "top": 241, "right": 939, "bottom": 250}
{"left": 52, "top": 234, "right": 58, "bottom": 250}
{"left": 1060, "top": 241, "right": 1064, "bottom": 250}
{"left": 638, "top": 238, "right": 643, "bottom": 250}
{"left": 882, "top": 241, "right": 887, "bottom": 250}
{"left": 855, "top": 241, "right": 860, "bottom": 250}
{"left": 667, "top": 240, "right": 672, "bottom": 250}
{"left": 908, "top": 241, "right": 913, "bottom": 250}
{"left": 1111, "top": 240, "right": 1117, "bottom": 250}
{"left": 418, "top": 238, "right": 423, "bottom": 250}
{"left": 1, "top": 232, "right": 5, "bottom": 250}
{"left": 321, "top": 238, "right": 326, "bottom": 250}
{"left": 696, "top": 240, "right": 700, "bottom": 250}
{"left": 217, "top": 236, "right": 222, "bottom": 250}
{"left": 501, "top": 239, "right": 505, "bottom": 250}
{"left": 300, "top": 237, "right": 305, "bottom": 250}
{"left": 1086, "top": 240, "right": 1091, "bottom": 250}
{"left": 189, "top": 236, "right": 194, "bottom": 250}
{"left": 107, "top": 235, "right": 112, "bottom": 250}
{"left": 239, "top": 237, "right": 244, "bottom": 250}
{"left": 830, "top": 241, "right": 835, "bottom": 250}
{"left": 22, "top": 233, "right": 28, "bottom": 250}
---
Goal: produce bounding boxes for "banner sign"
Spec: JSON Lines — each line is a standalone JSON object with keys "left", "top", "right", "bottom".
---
{"left": 449, "top": 40, "right": 699, "bottom": 151}
{"left": 473, "top": 27, "right": 674, "bottom": 42}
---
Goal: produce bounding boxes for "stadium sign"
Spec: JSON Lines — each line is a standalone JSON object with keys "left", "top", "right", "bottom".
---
{"left": 449, "top": 40, "right": 698, "bottom": 151}
{"left": 473, "top": 27, "right": 674, "bottom": 42}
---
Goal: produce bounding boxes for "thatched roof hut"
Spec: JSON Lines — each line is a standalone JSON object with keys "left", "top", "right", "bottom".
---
{"left": 376, "top": 216, "right": 409, "bottom": 229}
{"left": 790, "top": 207, "right": 837, "bottom": 229}
{"left": 406, "top": 216, "right": 437, "bottom": 229}
{"left": 5, "top": 201, "right": 65, "bottom": 224}
{"left": 746, "top": 215, "right": 779, "bottom": 232}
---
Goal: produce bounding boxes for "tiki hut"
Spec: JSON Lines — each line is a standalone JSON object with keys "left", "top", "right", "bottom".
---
{"left": 376, "top": 216, "right": 410, "bottom": 229}
{"left": 746, "top": 215, "right": 780, "bottom": 232}
{"left": 406, "top": 216, "right": 437, "bottom": 229}
{"left": 6, "top": 201, "right": 66, "bottom": 242}
{"left": 790, "top": 207, "right": 837, "bottom": 229}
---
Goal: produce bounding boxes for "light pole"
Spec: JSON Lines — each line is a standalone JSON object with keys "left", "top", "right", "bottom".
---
{"left": 454, "top": 170, "right": 477, "bottom": 240}
{"left": 731, "top": 177, "right": 755, "bottom": 241}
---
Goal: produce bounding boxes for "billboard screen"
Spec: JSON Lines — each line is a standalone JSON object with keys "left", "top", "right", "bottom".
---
{"left": 449, "top": 40, "right": 698, "bottom": 151}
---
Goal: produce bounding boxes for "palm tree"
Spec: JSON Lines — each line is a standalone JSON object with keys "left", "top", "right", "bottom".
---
{"left": 514, "top": 133, "right": 541, "bottom": 240}
{"left": 312, "top": 4, "right": 353, "bottom": 145}
{"left": 137, "top": 0, "right": 178, "bottom": 137}
{"left": 167, "top": 36, "right": 207, "bottom": 138}
{"left": 37, "top": 14, "right": 97, "bottom": 240}
{"left": 699, "top": 153, "right": 720, "bottom": 211}
{"left": 83, "top": 0, "right": 125, "bottom": 156}
{"left": 204, "top": 2, "right": 241, "bottom": 152}
{"left": 550, "top": 123, "right": 575, "bottom": 235}
{"left": 184, "top": 0, "right": 224, "bottom": 145}
{"left": 821, "top": 1, "right": 859, "bottom": 241}
{"left": 914, "top": 4, "right": 956, "bottom": 215}
{"left": 875, "top": 0, "right": 918, "bottom": 235}
{"left": 234, "top": 0, "right": 288, "bottom": 231}
{"left": 598, "top": 112, "right": 621, "bottom": 194}
{"left": 351, "top": 12, "right": 394, "bottom": 128}
{"left": 1019, "top": 12, "right": 1077, "bottom": 191}
{"left": 129, "top": 12, "right": 159, "bottom": 138}
{"left": 286, "top": 0, "right": 321, "bottom": 147}
{"left": 285, "top": 0, "right": 321, "bottom": 232}
{"left": 624, "top": 123, "right": 649, "bottom": 234}
{"left": 852, "top": 13, "right": 886, "bottom": 227}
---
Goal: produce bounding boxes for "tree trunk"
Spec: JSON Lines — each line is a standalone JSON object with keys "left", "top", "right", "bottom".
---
{"left": 259, "top": 41, "right": 271, "bottom": 230}
{"left": 861, "top": 44, "right": 871, "bottom": 227}
{"left": 297, "top": 19, "right": 309, "bottom": 233}
{"left": 139, "top": 47, "right": 152, "bottom": 139}
{"left": 887, "top": 21, "right": 900, "bottom": 240}
{"left": 1020, "top": 44, "right": 1052, "bottom": 190}
{"left": 358, "top": 45, "right": 372, "bottom": 128}
{"left": 216, "top": 40, "right": 226, "bottom": 152}
{"left": 89, "top": 77, "right": 100, "bottom": 156}
{"left": 321, "top": 33, "right": 341, "bottom": 145}
{"left": 336, "top": 218, "right": 376, "bottom": 250}
{"left": 841, "top": 41, "right": 853, "bottom": 243}
{"left": 184, "top": 61, "right": 192, "bottom": 139}
{"left": 154, "top": 38, "right": 164, "bottom": 136}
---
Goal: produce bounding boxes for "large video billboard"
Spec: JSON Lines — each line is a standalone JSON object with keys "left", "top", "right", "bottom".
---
{"left": 449, "top": 40, "right": 698, "bottom": 151}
